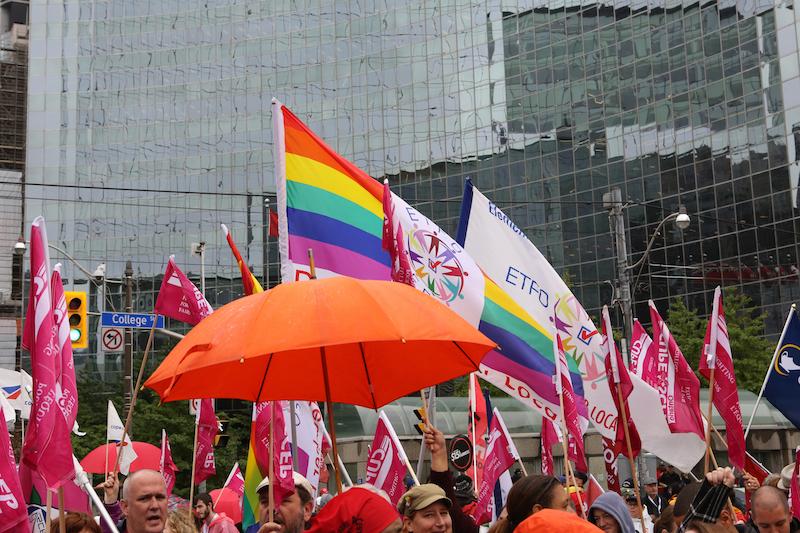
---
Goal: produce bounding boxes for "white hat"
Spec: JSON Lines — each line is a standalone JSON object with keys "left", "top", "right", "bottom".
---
{"left": 256, "top": 471, "right": 314, "bottom": 497}
{"left": 777, "top": 462, "right": 795, "bottom": 491}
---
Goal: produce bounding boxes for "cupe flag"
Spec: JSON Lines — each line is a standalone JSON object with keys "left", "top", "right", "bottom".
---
{"left": 763, "top": 308, "right": 800, "bottom": 430}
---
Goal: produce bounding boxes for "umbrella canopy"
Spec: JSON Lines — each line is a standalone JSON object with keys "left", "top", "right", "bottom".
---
{"left": 81, "top": 442, "right": 160, "bottom": 474}
{"left": 210, "top": 488, "right": 242, "bottom": 524}
{"left": 145, "top": 277, "right": 495, "bottom": 408}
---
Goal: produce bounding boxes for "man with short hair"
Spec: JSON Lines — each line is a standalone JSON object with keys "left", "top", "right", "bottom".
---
{"left": 749, "top": 486, "right": 800, "bottom": 533}
{"left": 119, "top": 469, "right": 168, "bottom": 533}
{"left": 245, "top": 472, "right": 315, "bottom": 533}
{"left": 194, "top": 492, "right": 238, "bottom": 533}
{"left": 643, "top": 477, "right": 668, "bottom": 519}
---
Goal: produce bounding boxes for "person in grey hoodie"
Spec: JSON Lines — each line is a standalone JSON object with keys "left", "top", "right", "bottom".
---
{"left": 589, "top": 492, "right": 637, "bottom": 533}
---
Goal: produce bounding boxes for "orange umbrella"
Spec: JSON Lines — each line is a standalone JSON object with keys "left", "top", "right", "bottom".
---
{"left": 145, "top": 276, "right": 495, "bottom": 407}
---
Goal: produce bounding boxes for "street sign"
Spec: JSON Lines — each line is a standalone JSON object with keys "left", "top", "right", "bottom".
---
{"left": 101, "top": 327, "right": 124, "bottom": 352}
{"left": 100, "top": 312, "right": 164, "bottom": 329}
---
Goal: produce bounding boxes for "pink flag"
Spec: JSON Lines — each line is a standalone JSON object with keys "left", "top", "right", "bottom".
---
{"left": 254, "top": 401, "right": 294, "bottom": 506}
{"left": 287, "top": 401, "right": 329, "bottom": 496}
{"left": 471, "top": 410, "right": 517, "bottom": 525}
{"left": 20, "top": 217, "right": 74, "bottom": 490}
{"left": 699, "top": 287, "right": 746, "bottom": 471}
{"left": 649, "top": 301, "right": 705, "bottom": 440}
{"left": 555, "top": 333, "right": 588, "bottom": 473}
{"left": 790, "top": 447, "right": 800, "bottom": 520}
{"left": 194, "top": 399, "right": 219, "bottom": 485}
{"left": 601, "top": 438, "right": 621, "bottom": 493}
{"left": 51, "top": 265, "right": 79, "bottom": 431}
{"left": 365, "top": 411, "right": 410, "bottom": 505}
{"left": 160, "top": 429, "right": 179, "bottom": 495}
{"left": 585, "top": 475, "right": 605, "bottom": 508}
{"left": 381, "top": 180, "right": 414, "bottom": 285}
{"left": 601, "top": 307, "right": 641, "bottom": 459}
{"left": 540, "top": 417, "right": 557, "bottom": 477}
{"left": 629, "top": 320, "right": 654, "bottom": 379}
{"left": 154, "top": 256, "right": 213, "bottom": 325}
{"left": 223, "top": 463, "right": 245, "bottom": 498}
{"left": 0, "top": 404, "right": 30, "bottom": 533}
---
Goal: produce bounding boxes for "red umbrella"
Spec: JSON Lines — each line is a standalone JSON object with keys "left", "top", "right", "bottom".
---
{"left": 210, "top": 488, "right": 242, "bottom": 524}
{"left": 81, "top": 442, "right": 161, "bottom": 474}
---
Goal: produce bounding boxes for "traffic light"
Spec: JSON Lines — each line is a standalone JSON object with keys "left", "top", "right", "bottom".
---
{"left": 65, "top": 291, "right": 88, "bottom": 349}
{"left": 413, "top": 407, "right": 427, "bottom": 435}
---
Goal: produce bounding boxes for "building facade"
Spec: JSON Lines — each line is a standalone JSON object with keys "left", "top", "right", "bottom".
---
{"left": 24, "top": 0, "right": 800, "bottom": 378}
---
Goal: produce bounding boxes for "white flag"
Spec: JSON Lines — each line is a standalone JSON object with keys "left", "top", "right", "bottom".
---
{"left": 284, "top": 401, "right": 330, "bottom": 497}
{"left": 107, "top": 400, "right": 137, "bottom": 475}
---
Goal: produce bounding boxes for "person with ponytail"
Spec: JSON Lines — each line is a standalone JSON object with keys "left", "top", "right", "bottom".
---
{"left": 489, "top": 474, "right": 571, "bottom": 533}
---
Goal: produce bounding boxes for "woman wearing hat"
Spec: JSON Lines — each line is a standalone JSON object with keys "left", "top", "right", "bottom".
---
{"left": 398, "top": 484, "right": 453, "bottom": 533}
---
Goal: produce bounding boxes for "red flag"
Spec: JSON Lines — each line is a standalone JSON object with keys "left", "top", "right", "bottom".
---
{"left": 381, "top": 180, "right": 415, "bottom": 285}
{"left": 585, "top": 475, "right": 605, "bottom": 508}
{"left": 471, "top": 409, "right": 518, "bottom": 525}
{"left": 160, "top": 429, "right": 179, "bottom": 495}
{"left": 468, "top": 373, "right": 489, "bottom": 491}
{"left": 269, "top": 209, "right": 279, "bottom": 238}
{"left": 555, "top": 333, "right": 588, "bottom": 472}
{"left": 601, "top": 438, "right": 621, "bottom": 493}
{"left": 649, "top": 301, "right": 705, "bottom": 440}
{"left": 222, "top": 463, "right": 245, "bottom": 499}
{"left": 0, "top": 404, "right": 31, "bottom": 533}
{"left": 601, "top": 307, "right": 641, "bottom": 459}
{"left": 221, "top": 225, "right": 264, "bottom": 295}
{"left": 21, "top": 217, "right": 74, "bottom": 490}
{"left": 744, "top": 452, "right": 771, "bottom": 484}
{"left": 790, "top": 447, "right": 800, "bottom": 520}
{"left": 699, "top": 287, "right": 746, "bottom": 471}
{"left": 51, "top": 265, "right": 79, "bottom": 432}
{"left": 194, "top": 399, "right": 218, "bottom": 485}
{"left": 540, "top": 417, "right": 557, "bottom": 477}
{"left": 365, "top": 411, "right": 411, "bottom": 505}
{"left": 154, "top": 256, "right": 213, "bottom": 325}
{"left": 254, "top": 401, "right": 294, "bottom": 506}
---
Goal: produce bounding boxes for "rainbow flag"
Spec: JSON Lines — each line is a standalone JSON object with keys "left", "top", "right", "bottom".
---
{"left": 272, "top": 99, "right": 391, "bottom": 282}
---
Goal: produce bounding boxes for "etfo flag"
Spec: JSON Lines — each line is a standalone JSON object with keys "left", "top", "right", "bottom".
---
{"left": 365, "top": 411, "right": 410, "bottom": 505}
{"left": 254, "top": 402, "right": 294, "bottom": 506}
{"left": 108, "top": 400, "right": 137, "bottom": 475}
{"left": 383, "top": 183, "right": 582, "bottom": 432}
{"left": 20, "top": 216, "right": 74, "bottom": 490}
{"left": 154, "top": 256, "right": 213, "bottom": 325}
{"left": 222, "top": 463, "right": 245, "bottom": 498}
{"left": 457, "top": 180, "right": 615, "bottom": 439}
{"left": 471, "top": 408, "right": 518, "bottom": 525}
{"left": 763, "top": 307, "right": 800, "bottom": 430}
{"left": 699, "top": 287, "right": 746, "bottom": 470}
{"left": 555, "top": 333, "right": 588, "bottom": 473}
{"left": 0, "top": 404, "right": 29, "bottom": 533}
{"left": 160, "top": 430, "right": 178, "bottom": 495}
{"left": 286, "top": 401, "right": 330, "bottom": 497}
{"left": 194, "top": 399, "right": 219, "bottom": 485}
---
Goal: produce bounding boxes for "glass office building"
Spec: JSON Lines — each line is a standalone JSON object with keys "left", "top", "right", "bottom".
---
{"left": 25, "top": 0, "right": 800, "bottom": 377}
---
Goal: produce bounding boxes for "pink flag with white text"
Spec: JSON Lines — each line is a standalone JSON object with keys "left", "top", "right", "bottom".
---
{"left": 20, "top": 217, "right": 74, "bottom": 489}
{"left": 160, "top": 429, "right": 179, "bottom": 495}
{"left": 601, "top": 438, "right": 621, "bottom": 493}
{"left": 51, "top": 265, "right": 79, "bottom": 431}
{"left": 555, "top": 334, "right": 588, "bottom": 472}
{"left": 194, "top": 399, "right": 218, "bottom": 485}
{"left": 629, "top": 320, "right": 654, "bottom": 379}
{"left": 254, "top": 401, "right": 294, "bottom": 506}
{"left": 699, "top": 287, "right": 746, "bottom": 471}
{"left": 471, "top": 410, "right": 517, "bottom": 525}
{"left": 649, "top": 301, "right": 705, "bottom": 440}
{"left": 223, "top": 463, "right": 245, "bottom": 498}
{"left": 540, "top": 417, "right": 557, "bottom": 477}
{"left": 0, "top": 404, "right": 30, "bottom": 533}
{"left": 365, "top": 411, "right": 410, "bottom": 505}
{"left": 154, "top": 256, "right": 213, "bottom": 325}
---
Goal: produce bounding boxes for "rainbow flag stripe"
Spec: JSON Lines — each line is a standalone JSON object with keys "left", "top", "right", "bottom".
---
{"left": 275, "top": 101, "right": 391, "bottom": 281}
{"left": 479, "top": 275, "right": 585, "bottom": 411}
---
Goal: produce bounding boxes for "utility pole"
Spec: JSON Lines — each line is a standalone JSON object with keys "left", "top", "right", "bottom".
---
{"left": 123, "top": 260, "right": 133, "bottom": 413}
{"left": 603, "top": 187, "right": 634, "bottom": 345}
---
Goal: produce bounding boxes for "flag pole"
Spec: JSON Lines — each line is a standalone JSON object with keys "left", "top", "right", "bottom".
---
{"left": 58, "top": 487, "right": 66, "bottom": 533}
{"left": 188, "top": 404, "right": 200, "bottom": 522}
{"left": 114, "top": 315, "right": 159, "bottom": 475}
{"left": 616, "top": 385, "right": 644, "bottom": 522}
{"left": 744, "top": 304, "right": 796, "bottom": 439}
{"left": 557, "top": 387, "right": 585, "bottom": 519}
{"left": 45, "top": 489, "right": 52, "bottom": 533}
{"left": 704, "top": 367, "right": 716, "bottom": 474}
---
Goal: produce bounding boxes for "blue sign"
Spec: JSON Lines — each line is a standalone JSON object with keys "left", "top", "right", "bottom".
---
{"left": 101, "top": 312, "right": 164, "bottom": 329}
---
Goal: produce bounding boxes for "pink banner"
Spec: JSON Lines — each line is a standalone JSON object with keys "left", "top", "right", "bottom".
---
{"left": 160, "top": 430, "right": 178, "bottom": 495}
{"left": 224, "top": 463, "right": 245, "bottom": 498}
{"left": 468, "top": 373, "right": 488, "bottom": 492}
{"left": 649, "top": 302, "right": 705, "bottom": 440}
{"left": 365, "top": 412, "right": 409, "bottom": 505}
{"left": 699, "top": 287, "right": 746, "bottom": 470}
{"left": 51, "top": 266, "right": 78, "bottom": 430}
{"left": 471, "top": 415, "right": 516, "bottom": 525}
{"left": 602, "top": 308, "right": 641, "bottom": 459}
{"left": 20, "top": 217, "right": 74, "bottom": 490}
{"left": 254, "top": 401, "right": 294, "bottom": 506}
{"left": 154, "top": 257, "right": 213, "bottom": 325}
{"left": 194, "top": 399, "right": 218, "bottom": 485}
{"left": 0, "top": 405, "right": 30, "bottom": 533}
{"left": 556, "top": 334, "right": 588, "bottom": 472}
{"left": 540, "top": 417, "right": 557, "bottom": 477}
{"left": 791, "top": 447, "right": 800, "bottom": 520}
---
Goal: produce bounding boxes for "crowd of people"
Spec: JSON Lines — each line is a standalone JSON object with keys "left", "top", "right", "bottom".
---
{"left": 48, "top": 425, "right": 798, "bottom": 533}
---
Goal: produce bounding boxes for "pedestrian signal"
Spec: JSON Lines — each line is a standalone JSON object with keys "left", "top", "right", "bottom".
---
{"left": 65, "top": 291, "right": 88, "bottom": 349}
